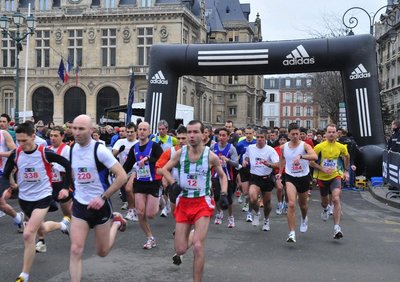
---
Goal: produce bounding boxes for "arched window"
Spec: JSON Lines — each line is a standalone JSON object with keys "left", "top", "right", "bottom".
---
{"left": 96, "top": 87, "right": 119, "bottom": 124}
{"left": 32, "top": 87, "right": 54, "bottom": 123}
{"left": 64, "top": 87, "right": 86, "bottom": 123}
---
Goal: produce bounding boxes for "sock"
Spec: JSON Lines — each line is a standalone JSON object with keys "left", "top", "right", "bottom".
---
{"left": 19, "top": 272, "right": 29, "bottom": 281}
{"left": 38, "top": 239, "right": 45, "bottom": 244}
{"left": 60, "top": 221, "right": 67, "bottom": 232}
{"left": 14, "top": 213, "right": 21, "bottom": 224}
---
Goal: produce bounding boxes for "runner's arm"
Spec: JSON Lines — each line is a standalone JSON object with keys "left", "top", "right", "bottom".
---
{"left": 123, "top": 146, "right": 137, "bottom": 173}
{"left": 45, "top": 149, "right": 72, "bottom": 190}
{"left": 0, "top": 130, "right": 16, "bottom": 158}
{"left": 210, "top": 151, "right": 228, "bottom": 194}
{"left": 0, "top": 150, "right": 16, "bottom": 188}
{"left": 159, "top": 149, "right": 182, "bottom": 185}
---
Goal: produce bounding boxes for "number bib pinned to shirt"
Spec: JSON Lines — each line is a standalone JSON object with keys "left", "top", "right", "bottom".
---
{"left": 23, "top": 168, "right": 40, "bottom": 182}
{"left": 136, "top": 164, "right": 151, "bottom": 179}
{"left": 77, "top": 167, "right": 94, "bottom": 184}
{"left": 322, "top": 159, "right": 337, "bottom": 169}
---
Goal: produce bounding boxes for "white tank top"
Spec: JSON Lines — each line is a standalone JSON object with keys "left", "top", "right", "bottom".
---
{"left": 284, "top": 141, "right": 310, "bottom": 177}
{"left": 15, "top": 145, "right": 53, "bottom": 201}
{"left": 170, "top": 146, "right": 179, "bottom": 182}
{"left": 0, "top": 130, "right": 8, "bottom": 171}
{"left": 178, "top": 145, "right": 211, "bottom": 198}
{"left": 48, "top": 143, "right": 70, "bottom": 182}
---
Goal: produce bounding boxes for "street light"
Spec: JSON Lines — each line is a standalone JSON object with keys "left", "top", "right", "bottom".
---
{"left": 0, "top": 11, "right": 36, "bottom": 123}
{"left": 342, "top": 2, "right": 400, "bottom": 35}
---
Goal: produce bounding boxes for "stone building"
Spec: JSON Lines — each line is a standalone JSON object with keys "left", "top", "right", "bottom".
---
{"left": 0, "top": 0, "right": 264, "bottom": 128}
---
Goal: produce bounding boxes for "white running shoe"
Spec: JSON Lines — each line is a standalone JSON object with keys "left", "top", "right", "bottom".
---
{"left": 242, "top": 203, "right": 249, "bottom": 212}
{"left": 238, "top": 194, "right": 244, "bottom": 204}
{"left": 60, "top": 216, "right": 71, "bottom": 235}
{"left": 143, "top": 237, "right": 157, "bottom": 249}
{"left": 246, "top": 212, "right": 253, "bottom": 222}
{"left": 282, "top": 202, "right": 288, "bottom": 214}
{"left": 252, "top": 213, "right": 260, "bottom": 226}
{"left": 328, "top": 204, "right": 334, "bottom": 215}
{"left": 262, "top": 218, "right": 270, "bottom": 231}
{"left": 121, "top": 202, "right": 128, "bottom": 210}
{"left": 160, "top": 207, "right": 169, "bottom": 218}
{"left": 214, "top": 211, "right": 223, "bottom": 225}
{"left": 275, "top": 202, "right": 283, "bottom": 215}
{"left": 36, "top": 241, "right": 47, "bottom": 253}
{"left": 287, "top": 231, "right": 296, "bottom": 243}
{"left": 15, "top": 212, "right": 25, "bottom": 233}
{"left": 321, "top": 209, "right": 329, "bottom": 221}
{"left": 125, "top": 209, "right": 138, "bottom": 222}
{"left": 0, "top": 210, "right": 5, "bottom": 217}
{"left": 227, "top": 216, "right": 235, "bottom": 228}
{"left": 300, "top": 216, "right": 308, "bottom": 233}
{"left": 333, "top": 225, "right": 343, "bottom": 239}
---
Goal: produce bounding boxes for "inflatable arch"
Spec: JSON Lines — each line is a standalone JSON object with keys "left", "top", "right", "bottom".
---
{"left": 145, "top": 34, "right": 384, "bottom": 176}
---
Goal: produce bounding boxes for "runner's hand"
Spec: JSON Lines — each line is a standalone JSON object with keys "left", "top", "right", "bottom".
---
{"left": 219, "top": 193, "right": 229, "bottom": 210}
{"left": 169, "top": 182, "right": 182, "bottom": 204}
{"left": 118, "top": 145, "right": 126, "bottom": 153}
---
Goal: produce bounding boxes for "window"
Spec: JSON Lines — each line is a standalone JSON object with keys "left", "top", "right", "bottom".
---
{"left": 101, "top": 29, "right": 116, "bottom": 67}
{"left": 296, "top": 79, "right": 302, "bottom": 87}
{"left": 306, "top": 106, "right": 312, "bottom": 116}
{"left": 228, "top": 107, "right": 236, "bottom": 116}
{"left": 228, "top": 75, "right": 238, "bottom": 85}
{"left": 284, "top": 106, "right": 289, "bottom": 116}
{"left": 296, "top": 106, "right": 301, "bottom": 116}
{"left": 216, "top": 95, "right": 223, "bottom": 103}
{"left": 38, "top": 0, "right": 50, "bottom": 10}
{"left": 306, "top": 79, "right": 312, "bottom": 87}
{"left": 183, "top": 28, "right": 189, "bottom": 44}
{"left": 268, "top": 105, "right": 274, "bottom": 116}
{"left": 68, "top": 30, "right": 83, "bottom": 67}
{"left": 270, "top": 93, "right": 275, "bottom": 102}
{"left": 284, "top": 120, "right": 290, "bottom": 127}
{"left": 285, "top": 92, "right": 292, "bottom": 103}
{"left": 2, "top": 90, "right": 14, "bottom": 117}
{"left": 270, "top": 79, "right": 275, "bottom": 88}
{"left": 138, "top": 90, "right": 146, "bottom": 103}
{"left": 306, "top": 120, "right": 311, "bottom": 128}
{"left": 36, "top": 30, "right": 50, "bottom": 68}
{"left": 2, "top": 33, "right": 15, "bottom": 67}
{"left": 138, "top": 27, "right": 153, "bottom": 65}
{"left": 296, "top": 92, "right": 303, "bottom": 102}
{"left": 5, "top": 0, "right": 15, "bottom": 11}
{"left": 105, "top": 0, "right": 116, "bottom": 8}
{"left": 141, "top": 0, "right": 152, "bottom": 7}
{"left": 285, "top": 79, "right": 291, "bottom": 88}
{"left": 269, "top": 120, "right": 275, "bottom": 128}
{"left": 230, "top": 94, "right": 236, "bottom": 100}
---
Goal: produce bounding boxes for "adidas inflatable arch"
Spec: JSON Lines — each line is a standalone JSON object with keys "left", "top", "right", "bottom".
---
{"left": 145, "top": 34, "right": 384, "bottom": 176}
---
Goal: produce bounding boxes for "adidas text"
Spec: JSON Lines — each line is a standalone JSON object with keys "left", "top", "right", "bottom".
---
{"left": 283, "top": 57, "right": 315, "bottom": 66}
{"left": 150, "top": 78, "right": 168, "bottom": 85}
{"left": 350, "top": 73, "right": 371, "bottom": 80}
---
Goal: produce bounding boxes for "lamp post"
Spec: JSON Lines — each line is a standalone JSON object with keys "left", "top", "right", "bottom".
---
{"left": 342, "top": 2, "right": 400, "bottom": 36}
{"left": 0, "top": 11, "right": 36, "bottom": 124}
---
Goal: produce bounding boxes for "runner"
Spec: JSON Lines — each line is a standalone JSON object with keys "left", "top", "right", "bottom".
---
{"left": 123, "top": 121, "right": 163, "bottom": 249}
{"left": 35, "top": 126, "right": 72, "bottom": 253}
{"left": 277, "top": 123, "right": 317, "bottom": 243}
{"left": 0, "top": 121, "right": 72, "bottom": 282}
{"left": 160, "top": 120, "right": 228, "bottom": 282}
{"left": 69, "top": 115, "right": 128, "bottom": 282}
{"left": 310, "top": 123, "right": 349, "bottom": 240}
{"left": 243, "top": 129, "right": 279, "bottom": 231}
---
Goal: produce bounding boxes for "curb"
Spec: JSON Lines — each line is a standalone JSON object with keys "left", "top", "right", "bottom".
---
{"left": 367, "top": 185, "right": 400, "bottom": 209}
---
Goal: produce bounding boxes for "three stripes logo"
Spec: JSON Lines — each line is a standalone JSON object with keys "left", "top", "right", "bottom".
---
{"left": 350, "top": 64, "right": 371, "bottom": 80}
{"left": 150, "top": 70, "right": 168, "bottom": 85}
{"left": 198, "top": 49, "right": 269, "bottom": 66}
{"left": 283, "top": 45, "right": 315, "bottom": 66}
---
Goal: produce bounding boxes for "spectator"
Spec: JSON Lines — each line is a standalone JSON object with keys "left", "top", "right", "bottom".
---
{"left": 0, "top": 113, "right": 16, "bottom": 142}
{"left": 388, "top": 120, "right": 400, "bottom": 153}
{"left": 63, "top": 121, "right": 75, "bottom": 146}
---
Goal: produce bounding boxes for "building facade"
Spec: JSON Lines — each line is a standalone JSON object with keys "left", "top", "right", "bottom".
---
{"left": 0, "top": 0, "right": 264, "bottom": 128}
{"left": 263, "top": 77, "right": 280, "bottom": 128}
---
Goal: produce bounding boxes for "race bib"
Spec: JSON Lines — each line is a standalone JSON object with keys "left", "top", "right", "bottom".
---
{"left": 51, "top": 168, "right": 62, "bottom": 182}
{"left": 322, "top": 159, "right": 337, "bottom": 169}
{"left": 137, "top": 165, "right": 151, "bottom": 179}
{"left": 186, "top": 173, "right": 199, "bottom": 190}
{"left": 291, "top": 162, "right": 303, "bottom": 173}
{"left": 255, "top": 157, "right": 265, "bottom": 167}
{"left": 23, "top": 168, "right": 40, "bottom": 182}
{"left": 76, "top": 167, "right": 94, "bottom": 184}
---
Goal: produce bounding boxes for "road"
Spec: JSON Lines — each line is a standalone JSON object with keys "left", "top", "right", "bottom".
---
{"left": 1, "top": 189, "right": 399, "bottom": 282}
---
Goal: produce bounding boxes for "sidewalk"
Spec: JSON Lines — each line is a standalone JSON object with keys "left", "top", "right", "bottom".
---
{"left": 367, "top": 184, "right": 400, "bottom": 209}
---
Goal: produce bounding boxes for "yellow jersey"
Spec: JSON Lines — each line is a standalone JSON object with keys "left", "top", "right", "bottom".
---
{"left": 313, "top": 140, "right": 348, "bottom": 181}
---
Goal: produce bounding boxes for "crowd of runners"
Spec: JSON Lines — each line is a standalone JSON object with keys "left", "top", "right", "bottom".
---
{"left": 0, "top": 113, "right": 352, "bottom": 282}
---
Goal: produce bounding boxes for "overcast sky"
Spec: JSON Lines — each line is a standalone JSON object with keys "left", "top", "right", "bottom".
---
{"left": 241, "top": 0, "right": 388, "bottom": 40}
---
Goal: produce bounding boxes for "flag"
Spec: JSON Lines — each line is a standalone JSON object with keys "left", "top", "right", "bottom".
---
{"left": 75, "top": 65, "right": 80, "bottom": 86}
{"left": 58, "top": 59, "right": 65, "bottom": 83}
{"left": 126, "top": 72, "right": 135, "bottom": 125}
{"left": 64, "top": 56, "right": 72, "bottom": 83}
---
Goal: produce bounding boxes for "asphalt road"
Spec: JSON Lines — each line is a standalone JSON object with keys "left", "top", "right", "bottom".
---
{"left": 1, "top": 189, "right": 400, "bottom": 282}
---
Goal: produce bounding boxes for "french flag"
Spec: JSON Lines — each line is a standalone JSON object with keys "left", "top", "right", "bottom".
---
{"left": 64, "top": 56, "right": 72, "bottom": 83}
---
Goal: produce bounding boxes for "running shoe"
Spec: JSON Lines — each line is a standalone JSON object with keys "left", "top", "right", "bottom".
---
{"left": 287, "top": 231, "right": 296, "bottom": 243}
{"left": 35, "top": 241, "right": 47, "bottom": 253}
{"left": 15, "top": 276, "right": 25, "bottom": 282}
{"left": 160, "top": 207, "right": 169, "bottom": 217}
{"left": 60, "top": 216, "right": 71, "bottom": 235}
{"left": 112, "top": 212, "right": 127, "bottom": 232}
{"left": 321, "top": 209, "right": 329, "bottom": 221}
{"left": 15, "top": 212, "right": 25, "bottom": 233}
{"left": 328, "top": 204, "right": 334, "bottom": 215}
{"left": 125, "top": 209, "right": 138, "bottom": 222}
{"left": 246, "top": 212, "right": 253, "bottom": 222}
{"left": 275, "top": 202, "right": 283, "bottom": 215}
{"left": 214, "top": 211, "right": 223, "bottom": 225}
{"left": 121, "top": 202, "right": 128, "bottom": 210}
{"left": 282, "top": 202, "right": 288, "bottom": 214}
{"left": 238, "top": 194, "right": 244, "bottom": 204}
{"left": 252, "top": 213, "right": 260, "bottom": 226}
{"left": 300, "top": 216, "right": 308, "bottom": 233}
{"left": 0, "top": 210, "right": 5, "bottom": 217}
{"left": 143, "top": 237, "right": 157, "bottom": 249}
{"left": 242, "top": 202, "right": 249, "bottom": 212}
{"left": 172, "top": 254, "right": 183, "bottom": 265}
{"left": 227, "top": 216, "right": 235, "bottom": 228}
{"left": 333, "top": 225, "right": 343, "bottom": 239}
{"left": 262, "top": 218, "right": 270, "bottom": 231}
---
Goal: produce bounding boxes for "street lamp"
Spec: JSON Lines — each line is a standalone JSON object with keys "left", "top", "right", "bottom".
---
{"left": 342, "top": 2, "right": 400, "bottom": 35}
{"left": 0, "top": 11, "right": 36, "bottom": 123}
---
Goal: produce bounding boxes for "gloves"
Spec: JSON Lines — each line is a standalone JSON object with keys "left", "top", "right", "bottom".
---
{"left": 219, "top": 193, "right": 229, "bottom": 210}
{"left": 118, "top": 145, "right": 126, "bottom": 153}
{"left": 169, "top": 182, "right": 182, "bottom": 204}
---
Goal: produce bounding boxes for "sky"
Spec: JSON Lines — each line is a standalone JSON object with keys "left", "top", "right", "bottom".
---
{"left": 240, "top": 0, "right": 388, "bottom": 41}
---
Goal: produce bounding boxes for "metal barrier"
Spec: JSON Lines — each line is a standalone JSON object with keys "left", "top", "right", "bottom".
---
{"left": 382, "top": 150, "right": 400, "bottom": 199}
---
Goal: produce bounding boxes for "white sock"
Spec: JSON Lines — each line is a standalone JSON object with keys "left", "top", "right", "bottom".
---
{"left": 60, "top": 222, "right": 67, "bottom": 232}
{"left": 19, "top": 272, "right": 29, "bottom": 281}
{"left": 14, "top": 213, "right": 21, "bottom": 224}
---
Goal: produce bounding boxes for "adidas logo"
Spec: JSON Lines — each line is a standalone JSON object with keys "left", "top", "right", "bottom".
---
{"left": 283, "top": 45, "right": 315, "bottom": 66}
{"left": 150, "top": 70, "right": 168, "bottom": 85}
{"left": 349, "top": 64, "right": 371, "bottom": 80}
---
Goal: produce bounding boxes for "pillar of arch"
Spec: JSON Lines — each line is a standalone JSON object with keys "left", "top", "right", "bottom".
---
{"left": 144, "top": 34, "right": 384, "bottom": 176}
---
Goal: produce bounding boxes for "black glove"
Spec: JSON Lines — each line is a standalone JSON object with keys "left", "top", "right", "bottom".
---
{"left": 169, "top": 182, "right": 182, "bottom": 204}
{"left": 118, "top": 145, "right": 126, "bottom": 153}
{"left": 219, "top": 193, "right": 229, "bottom": 210}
